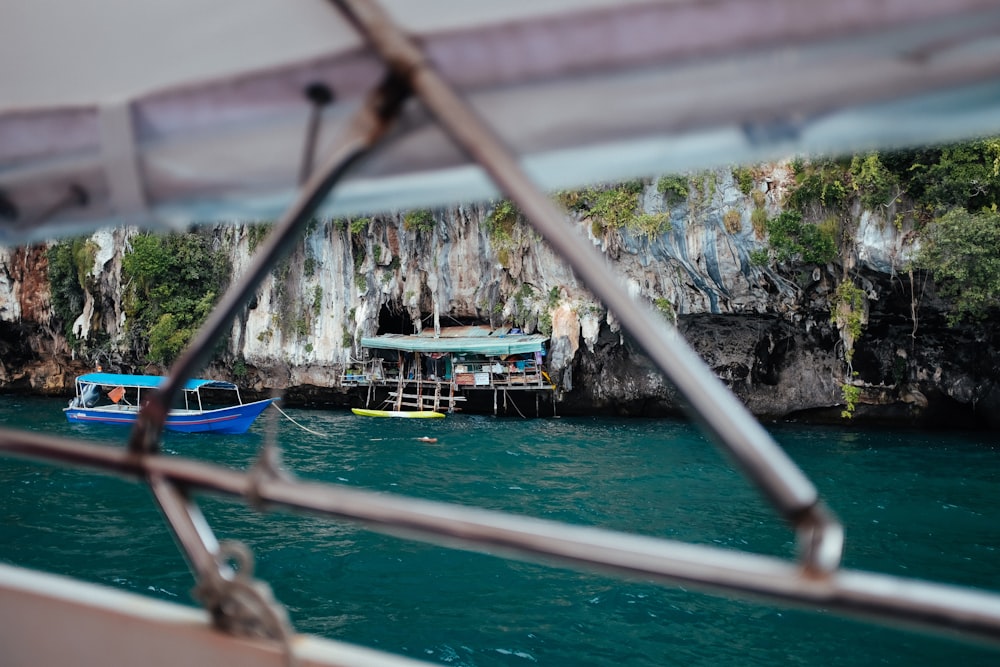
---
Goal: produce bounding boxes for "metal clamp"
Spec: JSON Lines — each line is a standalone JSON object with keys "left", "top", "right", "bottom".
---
{"left": 148, "top": 473, "right": 297, "bottom": 664}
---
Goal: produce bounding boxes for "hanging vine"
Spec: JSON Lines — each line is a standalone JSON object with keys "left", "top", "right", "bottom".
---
{"left": 831, "top": 278, "right": 867, "bottom": 417}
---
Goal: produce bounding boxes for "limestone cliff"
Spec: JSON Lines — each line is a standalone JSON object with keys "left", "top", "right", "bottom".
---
{"left": 1, "top": 165, "right": 996, "bottom": 427}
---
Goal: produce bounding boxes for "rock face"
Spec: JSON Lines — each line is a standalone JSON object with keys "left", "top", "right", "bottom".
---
{"left": 1, "top": 165, "right": 998, "bottom": 428}
{"left": 0, "top": 245, "right": 85, "bottom": 393}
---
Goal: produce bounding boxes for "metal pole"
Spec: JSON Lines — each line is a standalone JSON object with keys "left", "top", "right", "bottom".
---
{"left": 127, "top": 71, "right": 411, "bottom": 455}
{"left": 329, "top": 0, "right": 841, "bottom": 574}
{"left": 3, "top": 428, "right": 1000, "bottom": 647}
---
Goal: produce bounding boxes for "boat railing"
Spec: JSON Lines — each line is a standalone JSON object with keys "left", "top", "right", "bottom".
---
{"left": 184, "top": 387, "right": 202, "bottom": 412}
{"left": 4, "top": 1, "right": 1000, "bottom": 665}
{"left": 487, "top": 358, "right": 549, "bottom": 388}
{"left": 340, "top": 358, "right": 387, "bottom": 385}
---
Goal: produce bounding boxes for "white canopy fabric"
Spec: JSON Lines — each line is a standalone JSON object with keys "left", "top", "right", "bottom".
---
{"left": 3, "top": 0, "right": 1000, "bottom": 244}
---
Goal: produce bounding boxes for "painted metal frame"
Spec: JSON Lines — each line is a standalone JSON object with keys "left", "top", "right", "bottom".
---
{"left": 2, "top": 0, "right": 1000, "bottom": 663}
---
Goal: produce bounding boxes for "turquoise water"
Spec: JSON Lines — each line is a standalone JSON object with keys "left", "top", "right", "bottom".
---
{"left": 2, "top": 395, "right": 999, "bottom": 666}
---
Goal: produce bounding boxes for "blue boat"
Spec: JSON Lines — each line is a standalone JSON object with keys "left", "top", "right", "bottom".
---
{"left": 64, "top": 373, "right": 274, "bottom": 434}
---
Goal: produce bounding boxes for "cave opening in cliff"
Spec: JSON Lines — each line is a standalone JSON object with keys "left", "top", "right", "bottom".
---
{"left": 376, "top": 303, "right": 492, "bottom": 335}
{"left": 377, "top": 303, "right": 411, "bottom": 335}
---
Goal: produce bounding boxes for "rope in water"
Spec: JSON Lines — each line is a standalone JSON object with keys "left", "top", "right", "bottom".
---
{"left": 270, "top": 402, "right": 329, "bottom": 438}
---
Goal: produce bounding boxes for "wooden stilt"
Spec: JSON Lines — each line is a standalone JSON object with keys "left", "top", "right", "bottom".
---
{"left": 395, "top": 352, "right": 405, "bottom": 410}
{"left": 357, "top": 345, "right": 554, "bottom": 415}
{"left": 415, "top": 352, "right": 423, "bottom": 409}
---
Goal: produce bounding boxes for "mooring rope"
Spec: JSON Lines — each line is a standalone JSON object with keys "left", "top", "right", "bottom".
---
{"left": 270, "top": 402, "right": 329, "bottom": 438}
{"left": 505, "top": 389, "right": 527, "bottom": 419}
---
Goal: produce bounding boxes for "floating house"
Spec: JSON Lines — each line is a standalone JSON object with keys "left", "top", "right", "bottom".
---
{"left": 344, "top": 326, "right": 554, "bottom": 415}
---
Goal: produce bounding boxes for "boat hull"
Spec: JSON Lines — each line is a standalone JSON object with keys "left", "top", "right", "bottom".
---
{"left": 351, "top": 408, "right": 445, "bottom": 419}
{"left": 0, "top": 563, "right": 413, "bottom": 667}
{"left": 64, "top": 398, "right": 274, "bottom": 434}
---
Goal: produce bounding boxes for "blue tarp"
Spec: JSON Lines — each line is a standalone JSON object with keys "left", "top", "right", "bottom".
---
{"left": 75, "top": 373, "right": 238, "bottom": 392}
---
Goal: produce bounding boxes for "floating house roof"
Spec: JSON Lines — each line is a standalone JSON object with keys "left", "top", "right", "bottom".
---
{"left": 361, "top": 327, "right": 547, "bottom": 356}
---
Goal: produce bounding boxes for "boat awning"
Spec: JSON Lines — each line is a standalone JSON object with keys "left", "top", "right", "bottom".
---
{"left": 76, "top": 373, "right": 238, "bottom": 392}
{"left": 361, "top": 334, "right": 547, "bottom": 356}
{"left": 4, "top": 1, "right": 1000, "bottom": 245}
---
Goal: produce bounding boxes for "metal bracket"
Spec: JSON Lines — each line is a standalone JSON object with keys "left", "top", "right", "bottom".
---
{"left": 300, "top": 82, "right": 336, "bottom": 184}
{"left": 148, "top": 473, "right": 294, "bottom": 642}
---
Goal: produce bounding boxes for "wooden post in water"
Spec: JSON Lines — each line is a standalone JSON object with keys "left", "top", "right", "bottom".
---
{"left": 415, "top": 352, "right": 423, "bottom": 410}
{"left": 395, "top": 352, "right": 404, "bottom": 411}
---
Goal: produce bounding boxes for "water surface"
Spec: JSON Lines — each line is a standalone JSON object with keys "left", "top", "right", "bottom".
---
{"left": 1, "top": 396, "right": 998, "bottom": 666}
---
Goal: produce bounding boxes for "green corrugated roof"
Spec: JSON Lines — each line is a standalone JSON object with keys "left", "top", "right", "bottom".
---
{"left": 361, "top": 333, "right": 547, "bottom": 356}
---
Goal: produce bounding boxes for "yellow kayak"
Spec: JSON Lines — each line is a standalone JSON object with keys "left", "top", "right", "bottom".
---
{"left": 351, "top": 408, "right": 446, "bottom": 419}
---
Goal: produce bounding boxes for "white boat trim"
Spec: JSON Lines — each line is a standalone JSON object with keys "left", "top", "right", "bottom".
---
{"left": 0, "top": 563, "right": 433, "bottom": 667}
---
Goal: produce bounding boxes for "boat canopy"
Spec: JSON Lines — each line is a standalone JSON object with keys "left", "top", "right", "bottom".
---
{"left": 361, "top": 333, "right": 547, "bottom": 356}
{"left": 76, "top": 373, "right": 238, "bottom": 392}
{"left": 4, "top": 1, "right": 1000, "bottom": 244}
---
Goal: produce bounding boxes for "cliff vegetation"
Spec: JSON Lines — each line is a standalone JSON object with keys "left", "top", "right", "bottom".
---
{"left": 3, "top": 138, "right": 1000, "bottom": 427}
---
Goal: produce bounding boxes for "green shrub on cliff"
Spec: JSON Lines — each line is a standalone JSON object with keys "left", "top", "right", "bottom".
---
{"left": 840, "top": 382, "right": 861, "bottom": 419}
{"left": 765, "top": 211, "right": 837, "bottom": 265}
{"left": 486, "top": 199, "right": 520, "bottom": 265}
{"left": 849, "top": 153, "right": 898, "bottom": 211}
{"left": 786, "top": 140, "right": 1000, "bottom": 225}
{"left": 589, "top": 181, "right": 644, "bottom": 230}
{"left": 881, "top": 139, "right": 1000, "bottom": 216}
{"left": 732, "top": 167, "right": 755, "bottom": 196}
{"left": 917, "top": 208, "right": 1000, "bottom": 324}
{"left": 47, "top": 237, "right": 98, "bottom": 339}
{"left": 656, "top": 175, "right": 689, "bottom": 204}
{"left": 487, "top": 199, "right": 518, "bottom": 232}
{"left": 831, "top": 279, "right": 867, "bottom": 363}
{"left": 558, "top": 180, "right": 670, "bottom": 237}
{"left": 786, "top": 158, "right": 850, "bottom": 212}
{"left": 122, "top": 231, "right": 229, "bottom": 364}
{"left": 403, "top": 210, "right": 435, "bottom": 233}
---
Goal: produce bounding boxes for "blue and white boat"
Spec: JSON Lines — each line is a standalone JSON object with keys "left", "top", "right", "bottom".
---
{"left": 64, "top": 373, "right": 274, "bottom": 434}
